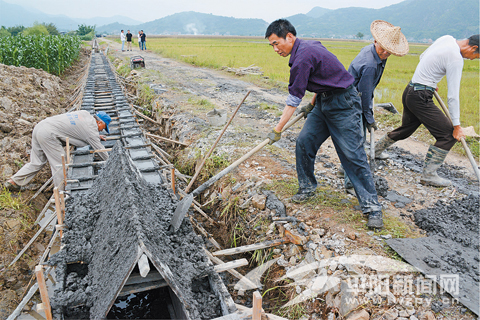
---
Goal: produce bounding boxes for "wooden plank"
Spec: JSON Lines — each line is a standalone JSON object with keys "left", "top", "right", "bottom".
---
{"left": 61, "top": 155, "right": 67, "bottom": 189}
{"left": 213, "top": 259, "right": 248, "bottom": 273}
{"left": 119, "top": 280, "right": 169, "bottom": 296}
{"left": 125, "top": 271, "right": 163, "bottom": 286}
{"left": 252, "top": 291, "right": 262, "bottom": 320}
{"left": 145, "top": 132, "right": 189, "bottom": 147}
{"left": 171, "top": 168, "right": 176, "bottom": 194}
{"left": 203, "top": 249, "right": 258, "bottom": 291}
{"left": 66, "top": 138, "right": 70, "bottom": 165}
{"left": 35, "top": 266, "right": 52, "bottom": 320}
{"left": 213, "top": 239, "right": 286, "bottom": 256}
{"left": 53, "top": 188, "right": 63, "bottom": 238}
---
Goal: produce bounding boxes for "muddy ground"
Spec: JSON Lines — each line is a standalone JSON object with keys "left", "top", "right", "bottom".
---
{"left": 0, "top": 38, "right": 478, "bottom": 320}
{"left": 103, "top": 39, "right": 478, "bottom": 320}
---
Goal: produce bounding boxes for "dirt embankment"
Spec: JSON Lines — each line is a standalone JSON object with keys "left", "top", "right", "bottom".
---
{"left": 0, "top": 49, "right": 90, "bottom": 318}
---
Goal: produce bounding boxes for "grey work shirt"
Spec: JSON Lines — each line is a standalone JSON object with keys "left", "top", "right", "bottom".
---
{"left": 41, "top": 110, "right": 108, "bottom": 161}
{"left": 348, "top": 43, "right": 386, "bottom": 124}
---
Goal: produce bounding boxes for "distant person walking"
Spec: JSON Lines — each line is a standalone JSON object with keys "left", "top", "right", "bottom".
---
{"left": 140, "top": 30, "right": 146, "bottom": 51}
{"left": 138, "top": 31, "right": 142, "bottom": 50}
{"left": 374, "top": 34, "right": 480, "bottom": 187}
{"left": 120, "top": 30, "right": 126, "bottom": 52}
{"left": 126, "top": 30, "right": 133, "bottom": 51}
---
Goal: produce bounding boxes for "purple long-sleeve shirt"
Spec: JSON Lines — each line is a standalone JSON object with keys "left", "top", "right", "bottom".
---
{"left": 286, "top": 38, "right": 354, "bottom": 107}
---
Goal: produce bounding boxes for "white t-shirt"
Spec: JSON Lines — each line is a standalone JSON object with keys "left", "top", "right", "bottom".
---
{"left": 120, "top": 32, "right": 126, "bottom": 41}
{"left": 411, "top": 35, "right": 464, "bottom": 126}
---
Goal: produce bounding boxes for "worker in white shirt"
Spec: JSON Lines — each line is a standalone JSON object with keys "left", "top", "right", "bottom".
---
{"left": 374, "top": 34, "right": 479, "bottom": 187}
{"left": 120, "top": 30, "right": 126, "bottom": 51}
{"left": 4, "top": 111, "right": 110, "bottom": 191}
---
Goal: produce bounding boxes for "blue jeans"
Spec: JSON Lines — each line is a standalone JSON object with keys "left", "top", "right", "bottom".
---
{"left": 121, "top": 41, "right": 125, "bottom": 51}
{"left": 295, "top": 86, "right": 382, "bottom": 214}
{"left": 141, "top": 41, "right": 146, "bottom": 50}
{"left": 344, "top": 117, "right": 367, "bottom": 189}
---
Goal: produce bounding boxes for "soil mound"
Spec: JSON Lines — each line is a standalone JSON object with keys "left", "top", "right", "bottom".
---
{"left": 0, "top": 63, "right": 68, "bottom": 181}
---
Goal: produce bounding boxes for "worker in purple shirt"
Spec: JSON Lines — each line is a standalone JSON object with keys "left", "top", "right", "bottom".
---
{"left": 342, "top": 20, "right": 409, "bottom": 192}
{"left": 265, "top": 19, "right": 383, "bottom": 229}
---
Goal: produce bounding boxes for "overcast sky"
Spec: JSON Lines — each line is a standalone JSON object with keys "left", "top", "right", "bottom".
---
{"left": 4, "top": 0, "right": 406, "bottom": 23}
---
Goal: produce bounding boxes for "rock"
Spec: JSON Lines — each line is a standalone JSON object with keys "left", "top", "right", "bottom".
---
{"left": 399, "top": 310, "right": 409, "bottom": 317}
{"left": 410, "top": 316, "right": 419, "bottom": 320}
{"left": 406, "top": 306, "right": 415, "bottom": 315}
{"left": 418, "top": 311, "right": 436, "bottom": 320}
{"left": 397, "top": 318, "right": 409, "bottom": 320}
{"left": 5, "top": 219, "right": 21, "bottom": 229}
{"left": 347, "top": 309, "right": 370, "bottom": 320}
{"left": 0, "top": 97, "right": 15, "bottom": 112}
{"left": 0, "top": 290, "right": 19, "bottom": 319}
{"left": 15, "top": 118, "right": 32, "bottom": 126}
{"left": 339, "top": 280, "right": 360, "bottom": 317}
{"left": 0, "top": 123, "right": 13, "bottom": 133}
{"left": 383, "top": 308, "right": 399, "bottom": 320}
{"left": 347, "top": 231, "right": 356, "bottom": 240}
{"left": 284, "top": 243, "right": 301, "bottom": 258}
{"left": 251, "top": 194, "right": 266, "bottom": 210}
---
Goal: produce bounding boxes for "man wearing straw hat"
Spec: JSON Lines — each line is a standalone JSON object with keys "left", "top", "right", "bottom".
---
{"left": 342, "top": 20, "right": 408, "bottom": 193}
{"left": 4, "top": 110, "right": 111, "bottom": 191}
{"left": 265, "top": 19, "right": 384, "bottom": 229}
{"left": 374, "top": 34, "right": 479, "bottom": 187}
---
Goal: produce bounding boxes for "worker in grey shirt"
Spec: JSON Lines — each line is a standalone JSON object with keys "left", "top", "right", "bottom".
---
{"left": 342, "top": 20, "right": 408, "bottom": 192}
{"left": 4, "top": 110, "right": 111, "bottom": 190}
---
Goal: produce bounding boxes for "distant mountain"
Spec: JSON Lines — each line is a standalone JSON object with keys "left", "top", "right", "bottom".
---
{"left": 306, "top": 7, "right": 332, "bottom": 18}
{"left": 291, "top": 0, "right": 479, "bottom": 41}
{"left": 1, "top": 0, "right": 478, "bottom": 41}
{"left": 0, "top": 0, "right": 141, "bottom": 31}
{"left": 98, "top": 11, "right": 268, "bottom": 36}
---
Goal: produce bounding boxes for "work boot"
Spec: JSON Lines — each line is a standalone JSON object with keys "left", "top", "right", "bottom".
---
{"left": 374, "top": 134, "right": 395, "bottom": 159}
{"left": 367, "top": 211, "right": 383, "bottom": 229}
{"left": 291, "top": 189, "right": 316, "bottom": 203}
{"left": 4, "top": 179, "right": 20, "bottom": 191}
{"left": 420, "top": 145, "right": 452, "bottom": 187}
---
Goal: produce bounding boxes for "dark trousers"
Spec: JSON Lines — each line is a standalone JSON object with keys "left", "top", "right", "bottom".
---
{"left": 388, "top": 84, "right": 456, "bottom": 151}
{"left": 295, "top": 86, "right": 382, "bottom": 214}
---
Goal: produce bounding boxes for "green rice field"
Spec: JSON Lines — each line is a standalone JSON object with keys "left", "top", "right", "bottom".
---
{"left": 143, "top": 36, "right": 479, "bottom": 132}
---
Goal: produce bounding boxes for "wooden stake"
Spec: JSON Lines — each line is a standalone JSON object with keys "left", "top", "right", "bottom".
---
{"left": 35, "top": 265, "right": 53, "bottom": 320}
{"left": 60, "top": 191, "right": 66, "bottom": 221}
{"left": 53, "top": 188, "right": 63, "bottom": 238}
{"left": 171, "top": 168, "right": 176, "bottom": 194}
{"left": 66, "top": 137, "right": 70, "bottom": 164}
{"left": 252, "top": 291, "right": 262, "bottom": 320}
{"left": 61, "top": 155, "right": 67, "bottom": 188}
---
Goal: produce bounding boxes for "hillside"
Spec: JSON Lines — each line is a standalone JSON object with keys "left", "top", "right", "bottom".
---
{"left": 0, "top": 0, "right": 141, "bottom": 31}
{"left": 98, "top": 11, "right": 268, "bottom": 36}
{"left": 97, "top": 0, "right": 478, "bottom": 41}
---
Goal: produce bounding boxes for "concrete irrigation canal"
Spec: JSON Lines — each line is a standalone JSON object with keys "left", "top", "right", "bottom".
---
{"left": 5, "top": 45, "right": 479, "bottom": 320}
{"left": 7, "top": 52, "right": 264, "bottom": 320}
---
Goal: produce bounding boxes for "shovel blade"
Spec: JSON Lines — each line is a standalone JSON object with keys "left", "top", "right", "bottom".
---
{"left": 170, "top": 194, "right": 194, "bottom": 232}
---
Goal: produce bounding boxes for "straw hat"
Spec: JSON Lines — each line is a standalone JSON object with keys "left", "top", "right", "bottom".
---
{"left": 370, "top": 20, "right": 409, "bottom": 56}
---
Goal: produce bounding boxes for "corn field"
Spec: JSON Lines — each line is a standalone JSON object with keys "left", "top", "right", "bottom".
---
{"left": 0, "top": 34, "right": 81, "bottom": 75}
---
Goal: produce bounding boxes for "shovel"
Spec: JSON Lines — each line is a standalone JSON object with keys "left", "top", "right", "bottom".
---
{"left": 433, "top": 91, "right": 480, "bottom": 181}
{"left": 170, "top": 112, "right": 305, "bottom": 232}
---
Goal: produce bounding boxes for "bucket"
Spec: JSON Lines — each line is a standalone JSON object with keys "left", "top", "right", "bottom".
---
{"left": 206, "top": 109, "right": 227, "bottom": 127}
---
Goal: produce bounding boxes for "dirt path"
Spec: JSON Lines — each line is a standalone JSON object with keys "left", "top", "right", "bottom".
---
{"left": 104, "top": 40, "right": 479, "bottom": 319}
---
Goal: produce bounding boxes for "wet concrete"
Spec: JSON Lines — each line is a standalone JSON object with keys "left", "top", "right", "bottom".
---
{"left": 49, "top": 142, "right": 225, "bottom": 319}
{"left": 385, "top": 146, "right": 479, "bottom": 196}
{"left": 387, "top": 194, "right": 479, "bottom": 315}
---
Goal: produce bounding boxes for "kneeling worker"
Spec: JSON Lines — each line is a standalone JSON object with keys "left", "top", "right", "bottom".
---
{"left": 374, "top": 34, "right": 479, "bottom": 187}
{"left": 265, "top": 19, "right": 384, "bottom": 229}
{"left": 4, "top": 110, "right": 111, "bottom": 191}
